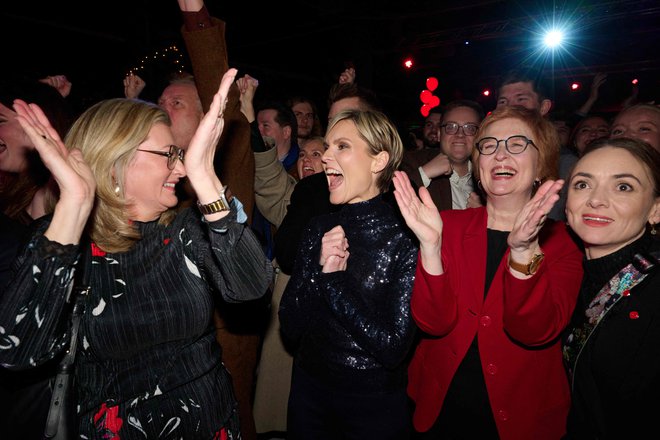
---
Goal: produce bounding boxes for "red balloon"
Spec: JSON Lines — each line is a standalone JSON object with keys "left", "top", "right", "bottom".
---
{"left": 420, "top": 104, "right": 431, "bottom": 117}
{"left": 429, "top": 95, "right": 440, "bottom": 108}
{"left": 420, "top": 89, "right": 432, "bottom": 104}
{"left": 426, "top": 77, "right": 439, "bottom": 92}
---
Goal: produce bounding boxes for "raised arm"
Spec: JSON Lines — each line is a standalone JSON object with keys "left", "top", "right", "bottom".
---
{"left": 184, "top": 68, "right": 237, "bottom": 221}
{"left": 13, "top": 99, "right": 95, "bottom": 245}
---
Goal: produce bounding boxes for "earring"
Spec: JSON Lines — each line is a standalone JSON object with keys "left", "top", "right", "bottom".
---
{"left": 533, "top": 179, "right": 541, "bottom": 188}
{"left": 114, "top": 185, "right": 120, "bottom": 196}
{"left": 652, "top": 223, "right": 657, "bottom": 236}
{"left": 477, "top": 179, "right": 482, "bottom": 190}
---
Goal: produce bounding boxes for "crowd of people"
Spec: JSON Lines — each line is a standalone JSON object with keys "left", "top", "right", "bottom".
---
{"left": 1, "top": 1, "right": 659, "bottom": 439}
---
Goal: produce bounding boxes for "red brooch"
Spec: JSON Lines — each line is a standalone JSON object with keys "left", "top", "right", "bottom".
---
{"left": 91, "top": 242, "right": 106, "bottom": 257}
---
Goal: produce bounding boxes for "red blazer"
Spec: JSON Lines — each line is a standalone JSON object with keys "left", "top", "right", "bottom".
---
{"left": 408, "top": 207, "right": 583, "bottom": 440}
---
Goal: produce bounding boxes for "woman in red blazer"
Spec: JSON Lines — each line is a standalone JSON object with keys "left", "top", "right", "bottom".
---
{"left": 393, "top": 106, "right": 583, "bottom": 440}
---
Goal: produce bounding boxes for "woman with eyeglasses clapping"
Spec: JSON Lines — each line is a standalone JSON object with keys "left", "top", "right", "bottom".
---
{"left": 393, "top": 105, "right": 583, "bottom": 440}
{"left": 0, "top": 69, "right": 272, "bottom": 440}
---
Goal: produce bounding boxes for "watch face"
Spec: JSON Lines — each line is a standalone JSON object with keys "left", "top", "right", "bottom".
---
{"left": 529, "top": 254, "right": 545, "bottom": 274}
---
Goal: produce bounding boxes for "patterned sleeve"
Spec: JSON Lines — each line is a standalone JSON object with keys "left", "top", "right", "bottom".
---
{"left": 0, "top": 222, "right": 79, "bottom": 370}
{"left": 196, "top": 199, "right": 273, "bottom": 303}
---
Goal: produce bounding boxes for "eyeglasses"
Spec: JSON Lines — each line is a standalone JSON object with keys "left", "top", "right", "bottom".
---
{"left": 475, "top": 135, "right": 537, "bottom": 155}
{"left": 441, "top": 122, "right": 479, "bottom": 136}
{"left": 137, "top": 145, "right": 185, "bottom": 170}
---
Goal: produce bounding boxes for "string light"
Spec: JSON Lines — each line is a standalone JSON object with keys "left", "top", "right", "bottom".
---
{"left": 126, "top": 45, "right": 186, "bottom": 76}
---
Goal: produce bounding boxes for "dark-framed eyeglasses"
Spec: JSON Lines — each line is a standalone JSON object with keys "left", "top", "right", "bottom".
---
{"left": 475, "top": 135, "right": 537, "bottom": 156}
{"left": 441, "top": 122, "right": 479, "bottom": 136}
{"left": 137, "top": 144, "right": 185, "bottom": 170}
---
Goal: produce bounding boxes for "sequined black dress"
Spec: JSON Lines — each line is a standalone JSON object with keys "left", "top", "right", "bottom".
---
{"left": 279, "top": 194, "right": 418, "bottom": 438}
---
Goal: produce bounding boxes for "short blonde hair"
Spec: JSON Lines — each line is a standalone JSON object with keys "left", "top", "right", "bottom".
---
{"left": 64, "top": 98, "right": 174, "bottom": 253}
{"left": 327, "top": 110, "right": 404, "bottom": 193}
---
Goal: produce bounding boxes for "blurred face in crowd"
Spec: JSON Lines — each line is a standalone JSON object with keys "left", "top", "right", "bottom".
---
{"left": 297, "top": 138, "right": 325, "bottom": 179}
{"left": 610, "top": 106, "right": 660, "bottom": 151}
{"left": 257, "top": 109, "right": 292, "bottom": 155}
{"left": 323, "top": 119, "right": 386, "bottom": 204}
{"left": 552, "top": 120, "right": 571, "bottom": 147}
{"left": 496, "top": 81, "right": 552, "bottom": 115}
{"left": 566, "top": 145, "right": 660, "bottom": 259}
{"left": 0, "top": 102, "right": 33, "bottom": 173}
{"left": 573, "top": 116, "right": 610, "bottom": 155}
{"left": 125, "top": 123, "right": 186, "bottom": 222}
{"left": 423, "top": 112, "right": 442, "bottom": 148}
{"left": 440, "top": 106, "right": 480, "bottom": 165}
{"left": 292, "top": 101, "right": 315, "bottom": 139}
{"left": 158, "top": 83, "right": 204, "bottom": 150}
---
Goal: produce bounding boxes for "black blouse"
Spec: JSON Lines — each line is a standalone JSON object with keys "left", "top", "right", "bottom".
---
{"left": 0, "top": 205, "right": 272, "bottom": 439}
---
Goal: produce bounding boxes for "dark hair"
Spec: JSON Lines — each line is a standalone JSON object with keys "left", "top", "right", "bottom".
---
{"left": 287, "top": 95, "right": 323, "bottom": 137}
{"left": 579, "top": 137, "right": 660, "bottom": 197}
{"left": 0, "top": 77, "right": 75, "bottom": 223}
{"left": 327, "top": 83, "right": 381, "bottom": 112}
{"left": 441, "top": 99, "right": 485, "bottom": 122}
{"left": 0, "top": 77, "right": 73, "bottom": 138}
{"left": 497, "top": 67, "right": 551, "bottom": 102}
{"left": 256, "top": 100, "right": 298, "bottom": 138}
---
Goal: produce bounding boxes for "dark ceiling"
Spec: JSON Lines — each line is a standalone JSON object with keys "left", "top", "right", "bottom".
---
{"left": 3, "top": 0, "right": 659, "bottom": 126}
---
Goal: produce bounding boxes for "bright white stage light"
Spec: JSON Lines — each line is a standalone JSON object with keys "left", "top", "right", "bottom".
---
{"left": 543, "top": 30, "right": 564, "bottom": 48}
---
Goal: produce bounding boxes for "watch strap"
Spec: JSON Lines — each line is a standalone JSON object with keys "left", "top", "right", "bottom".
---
{"left": 508, "top": 252, "right": 545, "bottom": 276}
{"left": 197, "top": 187, "right": 233, "bottom": 215}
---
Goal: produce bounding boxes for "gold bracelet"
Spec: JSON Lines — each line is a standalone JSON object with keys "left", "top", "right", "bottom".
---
{"left": 197, "top": 187, "right": 232, "bottom": 215}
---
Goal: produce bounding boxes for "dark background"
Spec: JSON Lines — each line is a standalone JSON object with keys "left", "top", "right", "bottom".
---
{"left": 3, "top": 0, "right": 659, "bottom": 128}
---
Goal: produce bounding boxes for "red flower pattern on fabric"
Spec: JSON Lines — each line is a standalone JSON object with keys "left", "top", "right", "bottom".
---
{"left": 163, "top": 238, "right": 171, "bottom": 245}
{"left": 93, "top": 403, "right": 124, "bottom": 439}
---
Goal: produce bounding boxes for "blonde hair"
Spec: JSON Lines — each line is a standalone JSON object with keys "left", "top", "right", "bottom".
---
{"left": 327, "top": 109, "right": 403, "bottom": 192}
{"left": 64, "top": 98, "right": 175, "bottom": 253}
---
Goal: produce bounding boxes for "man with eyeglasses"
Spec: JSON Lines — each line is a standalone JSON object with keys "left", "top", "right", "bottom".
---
{"left": 400, "top": 100, "right": 485, "bottom": 210}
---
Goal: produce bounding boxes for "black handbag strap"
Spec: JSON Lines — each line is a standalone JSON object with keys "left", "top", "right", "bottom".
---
{"left": 60, "top": 241, "right": 91, "bottom": 370}
{"left": 44, "top": 242, "right": 91, "bottom": 438}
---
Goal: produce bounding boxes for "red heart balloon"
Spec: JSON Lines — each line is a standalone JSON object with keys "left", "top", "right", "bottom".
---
{"left": 426, "top": 77, "right": 439, "bottom": 92}
{"left": 420, "top": 104, "right": 431, "bottom": 117}
{"left": 420, "top": 89, "right": 432, "bottom": 104}
{"left": 429, "top": 95, "right": 440, "bottom": 108}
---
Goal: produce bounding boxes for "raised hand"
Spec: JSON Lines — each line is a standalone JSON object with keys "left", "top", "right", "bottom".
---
{"left": 508, "top": 179, "right": 563, "bottom": 256}
{"left": 392, "top": 170, "right": 444, "bottom": 274}
{"left": 184, "top": 68, "right": 236, "bottom": 203}
{"left": 13, "top": 99, "right": 95, "bottom": 244}
{"left": 338, "top": 67, "right": 356, "bottom": 85}
{"left": 39, "top": 75, "right": 72, "bottom": 98}
{"left": 320, "top": 225, "right": 349, "bottom": 273}
{"left": 123, "top": 73, "right": 146, "bottom": 99}
{"left": 236, "top": 74, "right": 259, "bottom": 122}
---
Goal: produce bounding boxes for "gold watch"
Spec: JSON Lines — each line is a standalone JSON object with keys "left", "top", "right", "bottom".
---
{"left": 197, "top": 187, "right": 233, "bottom": 215}
{"left": 508, "top": 252, "right": 545, "bottom": 276}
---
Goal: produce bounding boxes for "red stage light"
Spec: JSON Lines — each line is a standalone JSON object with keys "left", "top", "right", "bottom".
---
{"left": 403, "top": 58, "right": 414, "bottom": 69}
{"left": 482, "top": 89, "right": 490, "bottom": 97}
{"left": 571, "top": 82, "right": 580, "bottom": 90}
{"left": 632, "top": 78, "right": 639, "bottom": 85}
